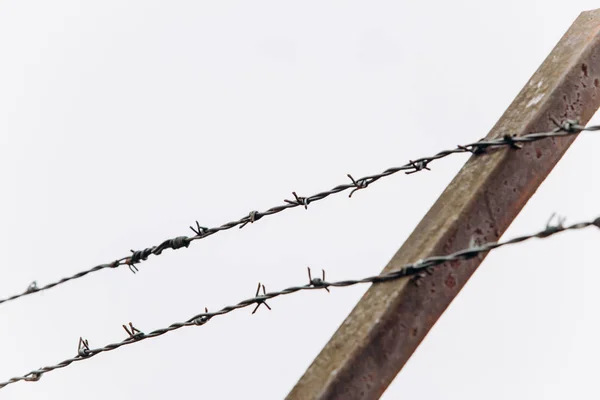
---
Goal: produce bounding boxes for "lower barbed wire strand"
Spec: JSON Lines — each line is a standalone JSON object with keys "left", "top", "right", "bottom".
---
{"left": 1, "top": 213, "right": 598, "bottom": 390}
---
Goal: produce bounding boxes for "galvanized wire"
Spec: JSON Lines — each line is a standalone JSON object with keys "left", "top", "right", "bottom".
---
{"left": 1, "top": 213, "right": 598, "bottom": 390}
{"left": 1, "top": 119, "right": 598, "bottom": 307}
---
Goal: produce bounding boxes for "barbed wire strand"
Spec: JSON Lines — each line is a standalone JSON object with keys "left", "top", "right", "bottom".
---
{"left": 1, "top": 119, "right": 598, "bottom": 307}
{"left": 1, "top": 213, "right": 598, "bottom": 390}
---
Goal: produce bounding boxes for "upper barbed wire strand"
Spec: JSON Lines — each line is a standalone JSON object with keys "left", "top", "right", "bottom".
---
{"left": 1, "top": 213, "right": 598, "bottom": 389}
{"left": 0, "top": 119, "right": 596, "bottom": 306}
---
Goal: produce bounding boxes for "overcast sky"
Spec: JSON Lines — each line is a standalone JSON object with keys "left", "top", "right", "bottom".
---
{"left": 2, "top": 1, "right": 600, "bottom": 399}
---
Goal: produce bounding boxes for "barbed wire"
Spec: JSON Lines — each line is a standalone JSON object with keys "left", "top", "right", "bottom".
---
{"left": 1, "top": 119, "right": 598, "bottom": 307}
{"left": 1, "top": 213, "right": 598, "bottom": 390}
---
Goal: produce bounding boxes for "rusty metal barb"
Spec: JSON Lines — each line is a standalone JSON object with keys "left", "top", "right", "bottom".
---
{"left": 1, "top": 213, "right": 598, "bottom": 390}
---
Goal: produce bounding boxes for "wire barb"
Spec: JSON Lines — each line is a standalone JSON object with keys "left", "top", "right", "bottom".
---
{"left": 347, "top": 174, "right": 369, "bottom": 197}
{"left": 190, "top": 221, "right": 208, "bottom": 236}
{"left": 502, "top": 134, "right": 523, "bottom": 149}
{"left": 239, "top": 211, "right": 261, "bottom": 229}
{"left": 123, "top": 322, "right": 144, "bottom": 340}
{"left": 23, "top": 372, "right": 41, "bottom": 382}
{"left": 284, "top": 192, "right": 310, "bottom": 209}
{"left": 26, "top": 281, "right": 37, "bottom": 293}
{"left": 193, "top": 307, "right": 211, "bottom": 326}
{"left": 126, "top": 252, "right": 140, "bottom": 274}
{"left": 405, "top": 160, "right": 431, "bottom": 175}
{"left": 308, "top": 267, "right": 330, "bottom": 292}
{"left": 550, "top": 117, "right": 583, "bottom": 133}
{"left": 457, "top": 141, "right": 486, "bottom": 155}
{"left": 77, "top": 337, "right": 91, "bottom": 358}
{"left": 540, "top": 212, "right": 567, "bottom": 238}
{"left": 252, "top": 283, "right": 271, "bottom": 314}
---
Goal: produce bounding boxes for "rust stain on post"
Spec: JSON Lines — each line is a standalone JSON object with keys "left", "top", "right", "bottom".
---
{"left": 287, "top": 9, "right": 600, "bottom": 400}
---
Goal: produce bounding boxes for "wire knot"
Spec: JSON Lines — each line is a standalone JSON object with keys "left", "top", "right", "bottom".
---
{"left": 171, "top": 236, "right": 189, "bottom": 250}
{"left": 551, "top": 117, "right": 582, "bottom": 133}
{"left": 190, "top": 221, "right": 209, "bottom": 236}
{"left": 123, "top": 322, "right": 144, "bottom": 341}
{"left": 285, "top": 192, "right": 310, "bottom": 209}
{"left": 502, "top": 134, "right": 523, "bottom": 149}
{"left": 128, "top": 248, "right": 152, "bottom": 263}
{"left": 252, "top": 283, "right": 271, "bottom": 314}
{"left": 24, "top": 371, "right": 42, "bottom": 382}
{"left": 405, "top": 160, "right": 431, "bottom": 175}
{"left": 402, "top": 265, "right": 418, "bottom": 277}
{"left": 126, "top": 248, "right": 153, "bottom": 273}
{"left": 193, "top": 307, "right": 211, "bottom": 326}
{"left": 240, "top": 211, "right": 262, "bottom": 229}
{"left": 153, "top": 236, "right": 190, "bottom": 256}
{"left": 26, "top": 281, "right": 38, "bottom": 293}
{"left": 347, "top": 174, "right": 369, "bottom": 198}
{"left": 539, "top": 213, "right": 566, "bottom": 238}
{"left": 77, "top": 337, "right": 91, "bottom": 358}
{"left": 458, "top": 141, "right": 487, "bottom": 155}
{"left": 414, "top": 259, "right": 437, "bottom": 273}
{"left": 307, "top": 267, "right": 330, "bottom": 292}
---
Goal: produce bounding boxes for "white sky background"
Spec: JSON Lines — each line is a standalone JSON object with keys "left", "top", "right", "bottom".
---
{"left": 2, "top": 1, "right": 600, "bottom": 399}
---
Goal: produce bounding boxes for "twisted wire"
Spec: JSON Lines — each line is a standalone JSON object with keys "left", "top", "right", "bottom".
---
{"left": 1, "top": 119, "right": 596, "bottom": 307}
{"left": 1, "top": 213, "right": 598, "bottom": 389}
